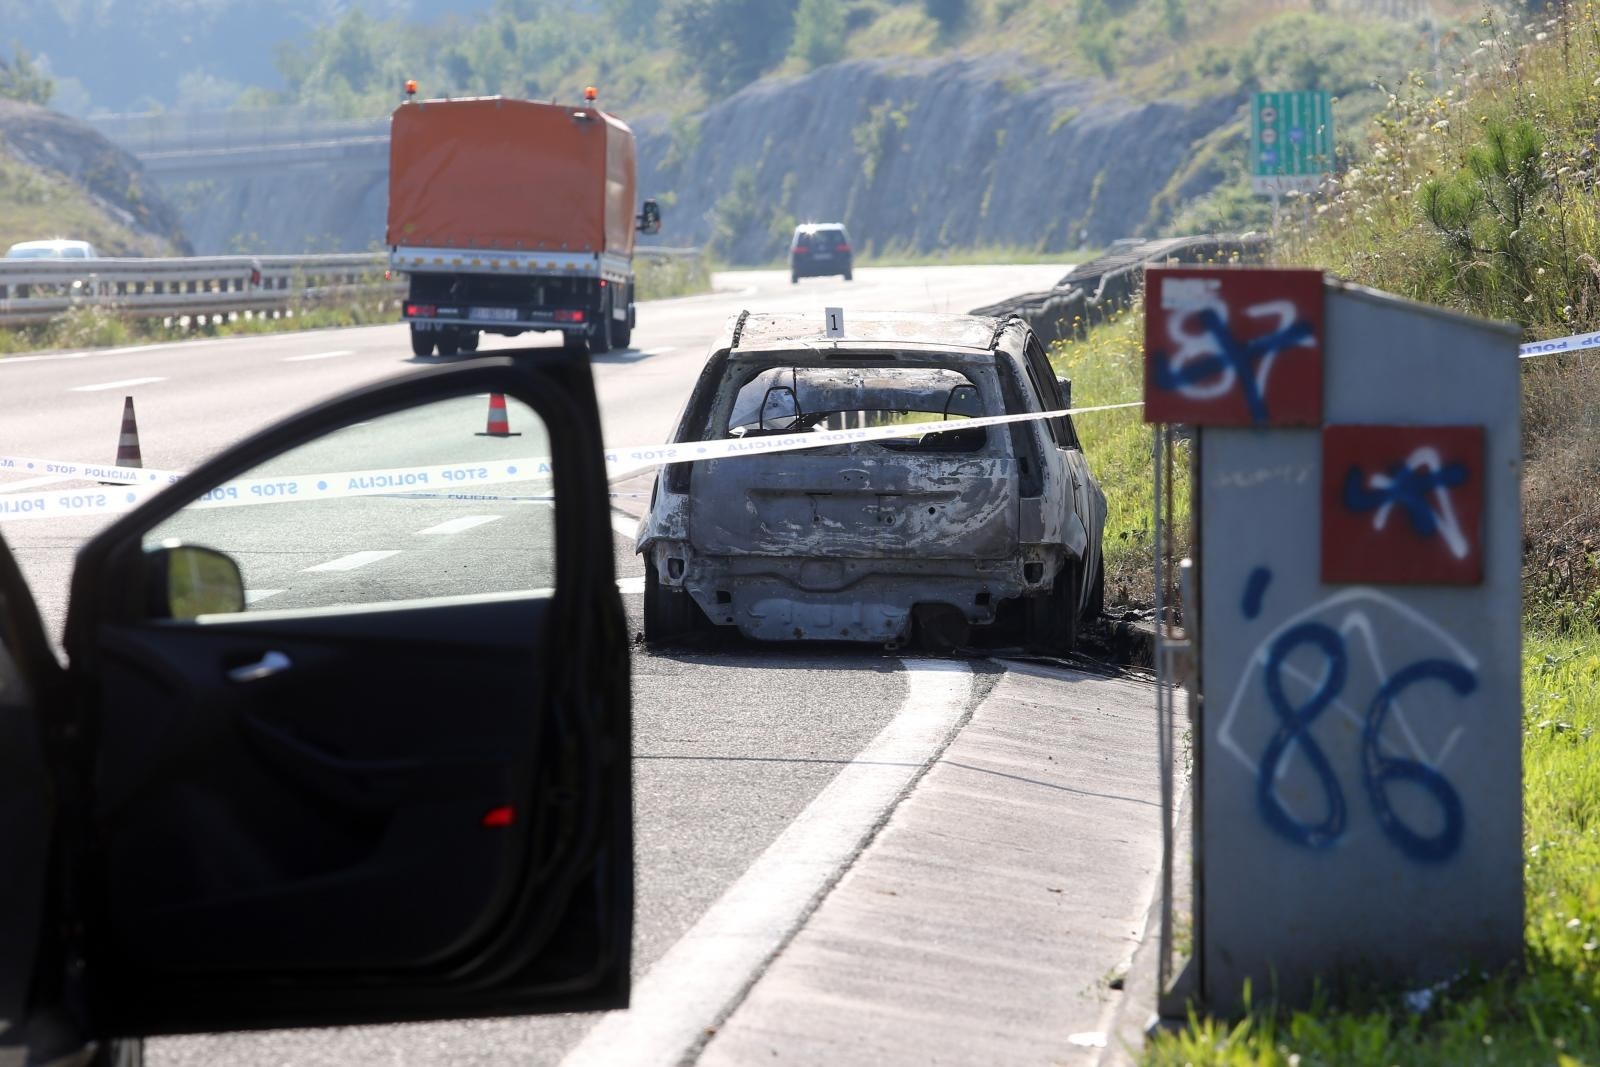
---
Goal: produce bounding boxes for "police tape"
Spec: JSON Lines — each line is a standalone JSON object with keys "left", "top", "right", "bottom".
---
{"left": 1521, "top": 328, "right": 1600, "bottom": 358}
{"left": 0, "top": 455, "right": 186, "bottom": 485}
{"left": 0, "top": 400, "right": 1147, "bottom": 524}
{"left": 595, "top": 400, "right": 1147, "bottom": 477}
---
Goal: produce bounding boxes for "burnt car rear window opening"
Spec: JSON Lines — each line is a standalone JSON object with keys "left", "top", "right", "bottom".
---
{"left": 725, "top": 364, "right": 991, "bottom": 452}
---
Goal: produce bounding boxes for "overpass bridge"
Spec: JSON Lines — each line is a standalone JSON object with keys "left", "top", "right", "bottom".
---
{"left": 88, "top": 107, "right": 390, "bottom": 177}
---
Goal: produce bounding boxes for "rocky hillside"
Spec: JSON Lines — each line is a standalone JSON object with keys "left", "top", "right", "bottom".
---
{"left": 0, "top": 100, "right": 189, "bottom": 256}
{"left": 638, "top": 54, "right": 1243, "bottom": 261}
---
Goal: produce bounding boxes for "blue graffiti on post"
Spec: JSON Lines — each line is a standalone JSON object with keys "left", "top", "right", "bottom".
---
{"left": 1152, "top": 307, "right": 1314, "bottom": 424}
{"left": 1258, "top": 623, "right": 1349, "bottom": 849}
{"left": 1342, "top": 457, "right": 1469, "bottom": 542}
{"left": 1361, "top": 660, "right": 1474, "bottom": 862}
{"left": 1250, "top": 586, "right": 1474, "bottom": 863}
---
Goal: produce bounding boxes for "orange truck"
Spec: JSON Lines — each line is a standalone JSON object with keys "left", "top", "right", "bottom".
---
{"left": 387, "top": 93, "right": 661, "bottom": 357}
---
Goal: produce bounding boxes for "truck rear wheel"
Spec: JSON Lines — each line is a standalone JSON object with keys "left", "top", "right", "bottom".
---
{"left": 409, "top": 326, "right": 435, "bottom": 358}
{"left": 587, "top": 298, "right": 613, "bottom": 355}
{"left": 614, "top": 308, "right": 632, "bottom": 350}
{"left": 459, "top": 329, "right": 479, "bottom": 353}
{"left": 436, "top": 331, "right": 460, "bottom": 357}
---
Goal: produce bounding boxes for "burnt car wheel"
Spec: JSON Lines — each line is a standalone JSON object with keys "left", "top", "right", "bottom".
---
{"left": 1086, "top": 555, "right": 1105, "bottom": 621}
{"left": 1025, "top": 560, "right": 1081, "bottom": 655}
{"left": 644, "top": 557, "right": 703, "bottom": 643}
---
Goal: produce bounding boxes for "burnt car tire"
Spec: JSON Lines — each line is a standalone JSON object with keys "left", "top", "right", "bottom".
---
{"left": 1025, "top": 561, "right": 1081, "bottom": 656}
{"left": 1085, "top": 556, "right": 1105, "bottom": 622}
{"left": 644, "top": 557, "right": 703, "bottom": 643}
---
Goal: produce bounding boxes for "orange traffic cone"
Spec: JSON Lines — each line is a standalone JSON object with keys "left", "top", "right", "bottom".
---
{"left": 116, "top": 395, "right": 143, "bottom": 468}
{"left": 476, "top": 393, "right": 520, "bottom": 437}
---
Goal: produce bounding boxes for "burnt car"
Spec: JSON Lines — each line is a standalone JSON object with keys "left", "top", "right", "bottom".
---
{"left": 637, "top": 311, "right": 1106, "bottom": 652}
{"left": 788, "top": 223, "right": 853, "bottom": 283}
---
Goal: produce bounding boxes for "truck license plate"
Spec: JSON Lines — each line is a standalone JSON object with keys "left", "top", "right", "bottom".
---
{"left": 470, "top": 307, "right": 519, "bottom": 322}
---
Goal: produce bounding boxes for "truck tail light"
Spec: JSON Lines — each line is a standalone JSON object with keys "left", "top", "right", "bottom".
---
{"left": 553, "top": 309, "right": 587, "bottom": 323}
{"left": 405, "top": 303, "right": 436, "bottom": 317}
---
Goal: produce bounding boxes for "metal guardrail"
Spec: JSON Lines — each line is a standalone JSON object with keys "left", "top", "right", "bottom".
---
{"left": 0, "top": 247, "right": 703, "bottom": 328}
{"left": 970, "top": 234, "right": 1272, "bottom": 346}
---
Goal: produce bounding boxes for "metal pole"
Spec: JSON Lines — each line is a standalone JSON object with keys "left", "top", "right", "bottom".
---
{"left": 1153, "top": 424, "right": 1174, "bottom": 996}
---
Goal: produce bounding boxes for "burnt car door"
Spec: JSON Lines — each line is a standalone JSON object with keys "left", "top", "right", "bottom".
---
{"left": 0, "top": 354, "right": 630, "bottom": 1050}
{"left": 1021, "top": 333, "right": 1106, "bottom": 615}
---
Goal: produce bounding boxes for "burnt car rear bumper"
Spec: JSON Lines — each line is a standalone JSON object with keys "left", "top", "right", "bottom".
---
{"left": 648, "top": 542, "right": 1065, "bottom": 643}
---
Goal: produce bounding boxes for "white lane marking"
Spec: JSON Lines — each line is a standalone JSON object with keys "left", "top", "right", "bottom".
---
{"left": 0, "top": 351, "right": 92, "bottom": 365}
{"left": 303, "top": 550, "right": 400, "bottom": 573}
{"left": 245, "top": 589, "right": 286, "bottom": 605}
{"left": 416, "top": 515, "right": 501, "bottom": 536}
{"left": 0, "top": 475, "right": 75, "bottom": 492}
{"left": 283, "top": 349, "right": 354, "bottom": 362}
{"left": 69, "top": 376, "right": 166, "bottom": 392}
{"left": 560, "top": 659, "right": 974, "bottom": 1067}
{"left": 610, "top": 511, "right": 640, "bottom": 540}
{"left": 615, "top": 574, "right": 646, "bottom": 595}
{"left": 640, "top": 346, "right": 676, "bottom": 355}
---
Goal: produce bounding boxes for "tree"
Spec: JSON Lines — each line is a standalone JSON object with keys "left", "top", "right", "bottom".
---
{"left": 666, "top": 0, "right": 798, "bottom": 94}
{"left": 0, "top": 45, "right": 54, "bottom": 105}
{"left": 790, "top": 0, "right": 845, "bottom": 69}
{"left": 924, "top": 0, "right": 968, "bottom": 33}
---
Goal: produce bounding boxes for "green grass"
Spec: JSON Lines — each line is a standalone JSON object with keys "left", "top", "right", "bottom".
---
{"left": 1048, "top": 306, "right": 1182, "bottom": 609}
{"left": 0, "top": 152, "right": 179, "bottom": 258}
{"left": 1144, "top": 628, "right": 1600, "bottom": 1066}
{"left": 634, "top": 253, "right": 714, "bottom": 301}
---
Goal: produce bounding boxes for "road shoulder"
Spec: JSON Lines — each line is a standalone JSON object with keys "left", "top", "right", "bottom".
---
{"left": 697, "top": 660, "right": 1163, "bottom": 1066}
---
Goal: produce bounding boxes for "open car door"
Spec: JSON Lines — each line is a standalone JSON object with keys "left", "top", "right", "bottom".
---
{"left": 15, "top": 353, "right": 630, "bottom": 1048}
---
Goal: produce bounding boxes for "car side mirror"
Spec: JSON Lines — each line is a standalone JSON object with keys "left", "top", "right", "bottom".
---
{"left": 636, "top": 198, "right": 662, "bottom": 236}
{"left": 1057, "top": 376, "right": 1072, "bottom": 409}
{"left": 146, "top": 543, "right": 246, "bottom": 621}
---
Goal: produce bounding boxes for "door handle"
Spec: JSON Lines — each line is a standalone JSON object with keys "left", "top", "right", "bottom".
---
{"left": 228, "top": 650, "right": 292, "bottom": 683}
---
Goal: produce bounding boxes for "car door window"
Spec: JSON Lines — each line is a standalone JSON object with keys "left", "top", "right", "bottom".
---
{"left": 140, "top": 395, "right": 556, "bottom": 616}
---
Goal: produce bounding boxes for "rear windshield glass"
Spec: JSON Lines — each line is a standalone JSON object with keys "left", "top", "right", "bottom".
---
{"left": 726, "top": 365, "right": 989, "bottom": 453}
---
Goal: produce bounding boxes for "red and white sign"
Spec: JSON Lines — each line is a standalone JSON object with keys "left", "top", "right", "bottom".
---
{"left": 1321, "top": 424, "right": 1485, "bottom": 585}
{"left": 1144, "top": 267, "right": 1324, "bottom": 426}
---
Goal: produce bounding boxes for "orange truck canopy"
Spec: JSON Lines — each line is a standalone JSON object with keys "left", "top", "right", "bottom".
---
{"left": 386, "top": 96, "right": 638, "bottom": 257}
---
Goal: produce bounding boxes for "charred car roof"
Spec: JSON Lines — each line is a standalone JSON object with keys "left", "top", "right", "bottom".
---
{"left": 726, "top": 310, "right": 1013, "bottom": 355}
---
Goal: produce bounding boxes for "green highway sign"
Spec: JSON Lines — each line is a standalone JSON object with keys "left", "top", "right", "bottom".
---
{"left": 1251, "top": 91, "right": 1333, "bottom": 194}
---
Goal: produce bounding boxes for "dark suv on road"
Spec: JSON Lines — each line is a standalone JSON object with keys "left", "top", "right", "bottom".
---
{"left": 789, "top": 223, "right": 853, "bottom": 283}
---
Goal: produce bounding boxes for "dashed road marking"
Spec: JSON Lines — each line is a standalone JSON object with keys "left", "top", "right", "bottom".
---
{"left": 70, "top": 376, "right": 166, "bottom": 392}
{"left": 417, "top": 515, "right": 501, "bottom": 536}
{"left": 611, "top": 511, "right": 640, "bottom": 540}
{"left": 304, "top": 550, "right": 400, "bottom": 573}
{"left": 559, "top": 659, "right": 974, "bottom": 1067}
{"left": 283, "top": 349, "right": 355, "bottom": 362}
{"left": 641, "top": 346, "right": 676, "bottom": 355}
{"left": 245, "top": 589, "right": 286, "bottom": 604}
{"left": 615, "top": 574, "right": 646, "bottom": 595}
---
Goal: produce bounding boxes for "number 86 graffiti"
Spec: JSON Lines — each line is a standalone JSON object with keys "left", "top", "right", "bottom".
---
{"left": 1257, "top": 622, "right": 1476, "bottom": 863}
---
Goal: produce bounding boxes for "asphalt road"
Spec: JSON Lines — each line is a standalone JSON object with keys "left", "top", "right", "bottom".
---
{"left": 0, "top": 263, "right": 1166, "bottom": 1066}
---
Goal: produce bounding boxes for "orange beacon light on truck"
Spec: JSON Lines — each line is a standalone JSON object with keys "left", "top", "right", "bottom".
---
{"left": 584, "top": 86, "right": 598, "bottom": 102}
{"left": 404, "top": 79, "right": 418, "bottom": 98}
